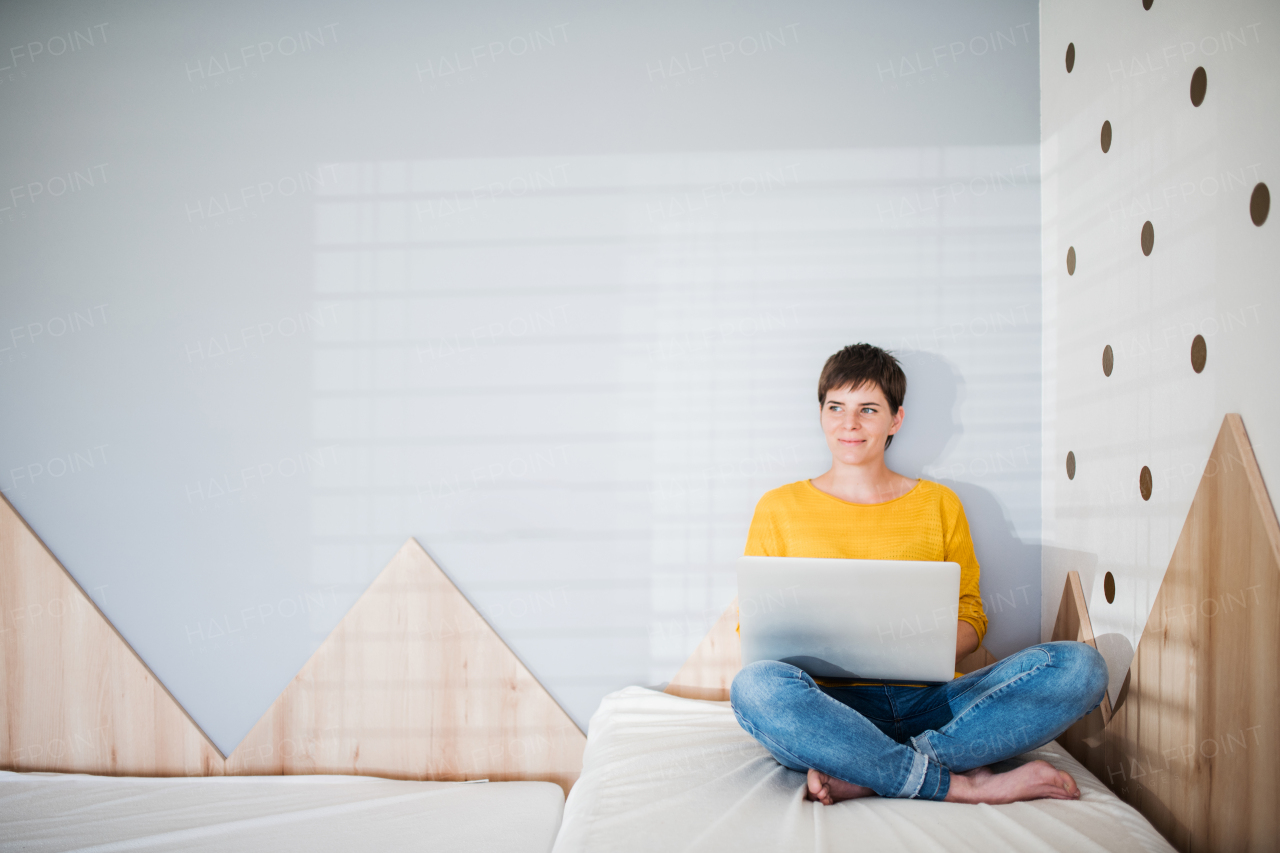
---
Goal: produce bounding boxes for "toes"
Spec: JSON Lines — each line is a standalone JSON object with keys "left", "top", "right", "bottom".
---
{"left": 806, "top": 771, "right": 831, "bottom": 803}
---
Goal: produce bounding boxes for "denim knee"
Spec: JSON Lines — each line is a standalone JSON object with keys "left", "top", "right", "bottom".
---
{"left": 730, "top": 659, "right": 798, "bottom": 718}
{"left": 1051, "top": 641, "right": 1109, "bottom": 709}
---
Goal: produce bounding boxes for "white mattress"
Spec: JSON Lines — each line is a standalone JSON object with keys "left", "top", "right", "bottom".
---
{"left": 553, "top": 686, "right": 1175, "bottom": 853}
{"left": 0, "top": 771, "right": 564, "bottom": 853}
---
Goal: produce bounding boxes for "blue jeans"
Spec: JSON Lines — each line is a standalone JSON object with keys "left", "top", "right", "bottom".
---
{"left": 729, "top": 641, "right": 1108, "bottom": 801}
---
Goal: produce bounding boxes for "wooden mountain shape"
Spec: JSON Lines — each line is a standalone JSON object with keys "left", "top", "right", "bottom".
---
{"left": 1105, "top": 414, "right": 1279, "bottom": 851}
{"left": 1060, "top": 414, "right": 1280, "bottom": 853}
{"left": 664, "top": 595, "right": 1000, "bottom": 702}
{"left": 225, "top": 538, "right": 586, "bottom": 795}
{"left": 0, "top": 493, "right": 223, "bottom": 776}
{"left": 1052, "top": 570, "right": 1115, "bottom": 752}
{"left": 1, "top": 498, "right": 585, "bottom": 792}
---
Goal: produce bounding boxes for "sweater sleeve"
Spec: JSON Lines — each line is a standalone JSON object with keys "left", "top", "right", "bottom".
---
{"left": 941, "top": 493, "right": 988, "bottom": 646}
{"left": 744, "top": 495, "right": 780, "bottom": 557}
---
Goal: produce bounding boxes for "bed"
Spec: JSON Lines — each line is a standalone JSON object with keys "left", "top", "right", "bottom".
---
{"left": 552, "top": 685, "right": 1174, "bottom": 853}
{"left": 0, "top": 771, "right": 564, "bottom": 853}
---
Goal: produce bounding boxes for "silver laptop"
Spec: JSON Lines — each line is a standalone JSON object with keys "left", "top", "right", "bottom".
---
{"left": 737, "top": 556, "right": 961, "bottom": 683}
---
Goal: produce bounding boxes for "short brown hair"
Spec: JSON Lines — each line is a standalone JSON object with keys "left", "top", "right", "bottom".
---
{"left": 817, "top": 343, "right": 907, "bottom": 449}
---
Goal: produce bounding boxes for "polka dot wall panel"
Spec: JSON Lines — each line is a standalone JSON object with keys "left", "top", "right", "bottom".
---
{"left": 1041, "top": 0, "right": 1278, "bottom": 705}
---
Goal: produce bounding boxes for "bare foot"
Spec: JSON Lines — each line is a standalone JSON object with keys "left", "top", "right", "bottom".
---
{"left": 805, "top": 768, "right": 877, "bottom": 805}
{"left": 944, "top": 760, "right": 1080, "bottom": 804}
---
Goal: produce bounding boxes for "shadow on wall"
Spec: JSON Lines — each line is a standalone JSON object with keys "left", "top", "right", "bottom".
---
{"left": 1042, "top": 545, "right": 1101, "bottom": 623}
{"left": 1093, "top": 633, "right": 1135, "bottom": 709}
{"left": 1041, "top": 545, "right": 1133, "bottom": 706}
{"left": 885, "top": 350, "right": 1041, "bottom": 660}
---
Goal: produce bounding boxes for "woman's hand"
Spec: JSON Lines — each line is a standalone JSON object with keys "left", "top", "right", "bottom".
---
{"left": 955, "top": 619, "right": 979, "bottom": 667}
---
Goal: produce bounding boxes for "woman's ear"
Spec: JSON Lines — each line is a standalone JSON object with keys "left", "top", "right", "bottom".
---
{"left": 889, "top": 405, "right": 905, "bottom": 434}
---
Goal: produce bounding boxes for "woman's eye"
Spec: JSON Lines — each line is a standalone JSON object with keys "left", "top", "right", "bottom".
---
{"left": 862, "top": 407, "right": 876, "bottom": 414}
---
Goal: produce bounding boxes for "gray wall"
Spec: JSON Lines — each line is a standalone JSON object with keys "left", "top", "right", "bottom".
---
{"left": 0, "top": 0, "right": 1041, "bottom": 753}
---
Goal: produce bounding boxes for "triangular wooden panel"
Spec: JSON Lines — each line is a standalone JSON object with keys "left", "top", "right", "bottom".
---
{"left": 1052, "top": 569, "right": 1115, "bottom": 722}
{"left": 0, "top": 493, "right": 223, "bottom": 776}
{"left": 1094, "top": 414, "right": 1280, "bottom": 853}
{"left": 226, "top": 539, "right": 586, "bottom": 795}
{"left": 1052, "top": 570, "right": 1115, "bottom": 757}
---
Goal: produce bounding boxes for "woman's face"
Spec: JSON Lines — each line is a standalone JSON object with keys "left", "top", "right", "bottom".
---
{"left": 820, "top": 382, "right": 904, "bottom": 466}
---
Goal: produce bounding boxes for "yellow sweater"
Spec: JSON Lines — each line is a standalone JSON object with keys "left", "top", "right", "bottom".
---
{"left": 738, "top": 478, "right": 988, "bottom": 645}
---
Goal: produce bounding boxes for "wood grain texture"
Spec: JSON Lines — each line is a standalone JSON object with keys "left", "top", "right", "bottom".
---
{"left": 1052, "top": 569, "right": 1115, "bottom": 725}
{"left": 225, "top": 539, "right": 586, "bottom": 796}
{"left": 2, "top": 500, "right": 585, "bottom": 791}
{"left": 1051, "top": 570, "right": 1115, "bottom": 762}
{"left": 0, "top": 493, "right": 224, "bottom": 776}
{"left": 663, "top": 595, "right": 1000, "bottom": 700}
{"left": 1097, "top": 414, "right": 1280, "bottom": 853}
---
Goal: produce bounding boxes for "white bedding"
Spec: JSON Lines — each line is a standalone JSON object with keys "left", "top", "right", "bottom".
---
{"left": 0, "top": 771, "right": 564, "bottom": 853}
{"left": 552, "top": 686, "right": 1174, "bottom": 853}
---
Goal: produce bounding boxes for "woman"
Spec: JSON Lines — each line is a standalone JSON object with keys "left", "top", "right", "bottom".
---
{"left": 729, "top": 343, "right": 1108, "bottom": 804}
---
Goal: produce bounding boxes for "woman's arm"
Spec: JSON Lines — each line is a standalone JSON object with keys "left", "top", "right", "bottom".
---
{"left": 955, "top": 619, "right": 979, "bottom": 666}
{"left": 940, "top": 490, "right": 988, "bottom": 652}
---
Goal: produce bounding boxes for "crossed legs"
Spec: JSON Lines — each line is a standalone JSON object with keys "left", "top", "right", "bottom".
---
{"left": 729, "top": 641, "right": 1108, "bottom": 804}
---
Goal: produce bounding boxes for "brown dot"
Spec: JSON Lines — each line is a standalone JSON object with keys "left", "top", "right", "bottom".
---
{"left": 1066, "top": 43, "right": 1075, "bottom": 73}
{"left": 1190, "top": 66, "right": 1207, "bottom": 106}
{"left": 1191, "top": 334, "right": 1207, "bottom": 373}
{"left": 1140, "top": 466, "right": 1152, "bottom": 501}
{"left": 1143, "top": 0, "right": 1153, "bottom": 8}
{"left": 1141, "top": 220, "right": 1155, "bottom": 255}
{"left": 1251, "top": 183, "right": 1269, "bottom": 226}
{"left": 1101, "top": 120, "right": 1112, "bottom": 153}
{"left": 1104, "top": 572, "right": 1116, "bottom": 603}
{"left": 1102, "top": 344, "right": 1114, "bottom": 377}
{"left": 1066, "top": 246, "right": 1076, "bottom": 275}
{"left": 1066, "top": 451, "right": 1076, "bottom": 480}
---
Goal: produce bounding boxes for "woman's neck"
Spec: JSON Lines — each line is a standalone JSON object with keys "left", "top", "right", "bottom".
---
{"left": 810, "top": 459, "right": 915, "bottom": 505}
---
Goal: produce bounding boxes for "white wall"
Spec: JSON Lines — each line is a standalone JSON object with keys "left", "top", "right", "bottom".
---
{"left": 0, "top": 0, "right": 1041, "bottom": 752}
{"left": 1041, "top": 0, "right": 1279, "bottom": 703}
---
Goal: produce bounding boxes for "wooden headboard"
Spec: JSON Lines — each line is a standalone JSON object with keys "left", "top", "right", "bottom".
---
{"left": 1050, "top": 570, "right": 1114, "bottom": 746}
{"left": 0, "top": 497, "right": 585, "bottom": 795}
{"left": 1055, "top": 414, "right": 1279, "bottom": 852}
